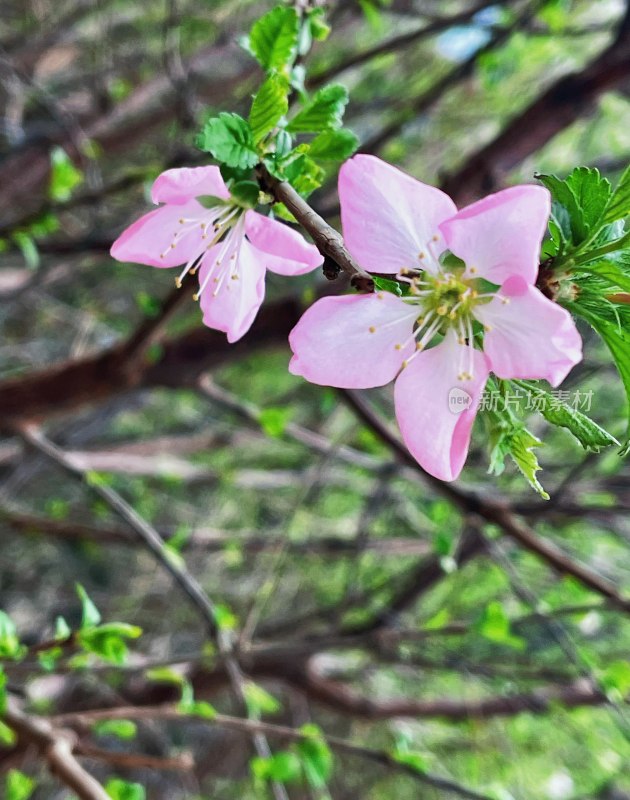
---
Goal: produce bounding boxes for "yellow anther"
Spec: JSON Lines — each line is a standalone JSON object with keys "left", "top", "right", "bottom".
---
{"left": 192, "top": 293, "right": 199, "bottom": 301}
{"left": 170, "top": 243, "right": 176, "bottom": 249}
{"left": 231, "top": 274, "right": 239, "bottom": 280}
{"left": 369, "top": 326, "right": 376, "bottom": 333}
{"left": 395, "top": 343, "right": 402, "bottom": 350}
{"left": 160, "top": 254, "right": 165, "bottom": 259}
{"left": 458, "top": 337, "right": 466, "bottom": 345}
{"left": 175, "top": 277, "right": 182, "bottom": 288}
{"left": 416, "top": 342, "right": 424, "bottom": 351}
{"left": 501, "top": 297, "right": 510, "bottom": 305}
{"left": 418, "top": 252, "right": 426, "bottom": 260}
{"left": 484, "top": 324, "right": 493, "bottom": 332}
{"left": 377, "top": 292, "right": 384, "bottom": 299}
{"left": 470, "top": 290, "right": 478, "bottom": 299}
{"left": 469, "top": 266, "right": 477, "bottom": 274}
{"left": 401, "top": 360, "right": 408, "bottom": 369}
{"left": 179, "top": 218, "right": 185, "bottom": 224}
{"left": 437, "top": 304, "right": 448, "bottom": 316}
{"left": 432, "top": 234, "right": 439, "bottom": 242}
{"left": 448, "top": 310, "right": 457, "bottom": 320}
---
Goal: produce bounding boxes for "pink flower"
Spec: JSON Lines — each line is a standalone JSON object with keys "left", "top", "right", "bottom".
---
{"left": 111, "top": 167, "right": 322, "bottom": 342}
{"left": 289, "top": 155, "right": 582, "bottom": 482}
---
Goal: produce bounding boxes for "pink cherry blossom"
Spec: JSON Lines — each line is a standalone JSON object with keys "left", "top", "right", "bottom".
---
{"left": 289, "top": 155, "right": 582, "bottom": 482}
{"left": 111, "top": 166, "right": 323, "bottom": 342}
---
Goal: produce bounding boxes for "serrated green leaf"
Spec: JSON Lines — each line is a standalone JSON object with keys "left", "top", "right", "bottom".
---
{"left": 603, "top": 163, "right": 630, "bottom": 224}
{"left": 246, "top": 6, "right": 299, "bottom": 71}
{"left": 538, "top": 168, "right": 611, "bottom": 245}
{"left": 509, "top": 427, "right": 549, "bottom": 500}
{"left": 576, "top": 256, "right": 630, "bottom": 293}
{"left": 249, "top": 75, "right": 289, "bottom": 143}
{"left": 577, "top": 308, "right": 630, "bottom": 438}
{"left": 75, "top": 584, "right": 102, "bottom": 628}
{"left": 309, "top": 128, "right": 359, "bottom": 161}
{"left": 287, "top": 84, "right": 349, "bottom": 133}
{"left": 514, "top": 380, "right": 618, "bottom": 451}
{"left": 198, "top": 113, "right": 258, "bottom": 170}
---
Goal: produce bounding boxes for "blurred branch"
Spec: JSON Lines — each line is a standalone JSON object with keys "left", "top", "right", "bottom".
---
{"left": 3, "top": 696, "right": 110, "bottom": 800}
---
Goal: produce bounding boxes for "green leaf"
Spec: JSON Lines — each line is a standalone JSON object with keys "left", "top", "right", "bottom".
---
{"left": 196, "top": 194, "right": 229, "bottom": 210}
{"left": 0, "top": 721, "right": 16, "bottom": 746}
{"left": 0, "top": 611, "right": 23, "bottom": 659}
{"left": 297, "top": 726, "right": 333, "bottom": 789}
{"left": 600, "top": 660, "right": 630, "bottom": 701}
{"left": 214, "top": 603, "right": 238, "bottom": 631}
{"left": 78, "top": 623, "right": 141, "bottom": 665}
{"left": 198, "top": 113, "right": 259, "bottom": 170}
{"left": 146, "top": 666, "right": 186, "bottom": 685}
{"left": 179, "top": 699, "right": 217, "bottom": 719}
{"left": 11, "top": 232, "right": 39, "bottom": 270}
{"left": 287, "top": 85, "right": 349, "bottom": 133}
{"left": 105, "top": 778, "right": 146, "bottom": 800}
{"left": 252, "top": 752, "right": 302, "bottom": 783}
{"left": 372, "top": 276, "right": 403, "bottom": 296}
{"left": 603, "top": 163, "right": 630, "bottom": 224}
{"left": 308, "top": 7, "right": 331, "bottom": 41}
{"left": 75, "top": 584, "right": 102, "bottom": 628}
{"left": 308, "top": 128, "right": 359, "bottom": 161}
{"left": 489, "top": 425, "right": 549, "bottom": 499}
{"left": 391, "top": 749, "right": 429, "bottom": 774}
{"left": 538, "top": 168, "right": 611, "bottom": 245}
{"left": 514, "top": 381, "right": 618, "bottom": 452}
{"left": 243, "top": 681, "right": 281, "bottom": 716}
{"left": 230, "top": 180, "right": 261, "bottom": 209}
{"left": 258, "top": 406, "right": 293, "bottom": 438}
{"left": 579, "top": 311, "right": 630, "bottom": 437}
{"left": 576, "top": 257, "right": 630, "bottom": 293}
{"left": 5, "top": 770, "right": 36, "bottom": 800}
{"left": 246, "top": 6, "right": 299, "bottom": 71}
{"left": 93, "top": 720, "right": 138, "bottom": 740}
{"left": 476, "top": 601, "right": 526, "bottom": 650}
{"left": 249, "top": 74, "right": 289, "bottom": 143}
{"left": 49, "top": 146, "right": 83, "bottom": 202}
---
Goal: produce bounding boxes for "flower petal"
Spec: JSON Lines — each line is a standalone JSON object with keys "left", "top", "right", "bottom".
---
{"left": 289, "top": 292, "right": 417, "bottom": 388}
{"left": 439, "top": 185, "right": 550, "bottom": 285}
{"left": 474, "top": 276, "right": 582, "bottom": 387}
{"left": 198, "top": 238, "right": 266, "bottom": 343}
{"left": 244, "top": 211, "right": 323, "bottom": 276}
{"left": 339, "top": 155, "right": 457, "bottom": 275}
{"left": 151, "top": 166, "right": 230, "bottom": 205}
{"left": 110, "top": 200, "right": 205, "bottom": 267}
{"left": 394, "top": 330, "right": 489, "bottom": 481}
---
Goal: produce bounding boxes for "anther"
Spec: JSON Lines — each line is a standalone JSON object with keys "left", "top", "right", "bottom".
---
{"left": 437, "top": 305, "right": 448, "bottom": 316}
{"left": 484, "top": 324, "right": 493, "bottom": 332}
{"left": 192, "top": 293, "right": 199, "bottom": 301}
{"left": 175, "top": 277, "right": 182, "bottom": 288}
{"left": 369, "top": 326, "right": 376, "bottom": 333}
{"left": 469, "top": 266, "right": 477, "bottom": 274}
{"left": 377, "top": 292, "right": 384, "bottom": 300}
{"left": 501, "top": 297, "right": 510, "bottom": 305}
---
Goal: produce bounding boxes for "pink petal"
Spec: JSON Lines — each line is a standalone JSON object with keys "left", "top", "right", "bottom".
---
{"left": 198, "top": 238, "right": 266, "bottom": 343}
{"left": 289, "top": 293, "right": 417, "bottom": 388}
{"left": 151, "top": 167, "right": 230, "bottom": 205}
{"left": 244, "top": 211, "right": 323, "bottom": 276}
{"left": 439, "top": 185, "right": 550, "bottom": 285}
{"left": 110, "top": 200, "right": 205, "bottom": 268}
{"left": 339, "top": 155, "right": 457, "bottom": 275}
{"left": 394, "top": 330, "right": 489, "bottom": 481}
{"left": 474, "top": 276, "right": 582, "bottom": 387}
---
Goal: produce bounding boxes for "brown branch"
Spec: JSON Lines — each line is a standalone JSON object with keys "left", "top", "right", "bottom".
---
{"left": 3, "top": 697, "right": 110, "bottom": 800}
{"left": 257, "top": 166, "right": 373, "bottom": 289}
{"left": 53, "top": 706, "right": 494, "bottom": 800}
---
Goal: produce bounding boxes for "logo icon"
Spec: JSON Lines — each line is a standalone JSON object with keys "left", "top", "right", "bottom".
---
{"left": 448, "top": 387, "right": 473, "bottom": 414}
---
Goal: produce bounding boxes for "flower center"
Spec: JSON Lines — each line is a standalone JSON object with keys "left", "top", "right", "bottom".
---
{"left": 164, "top": 201, "right": 244, "bottom": 296}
